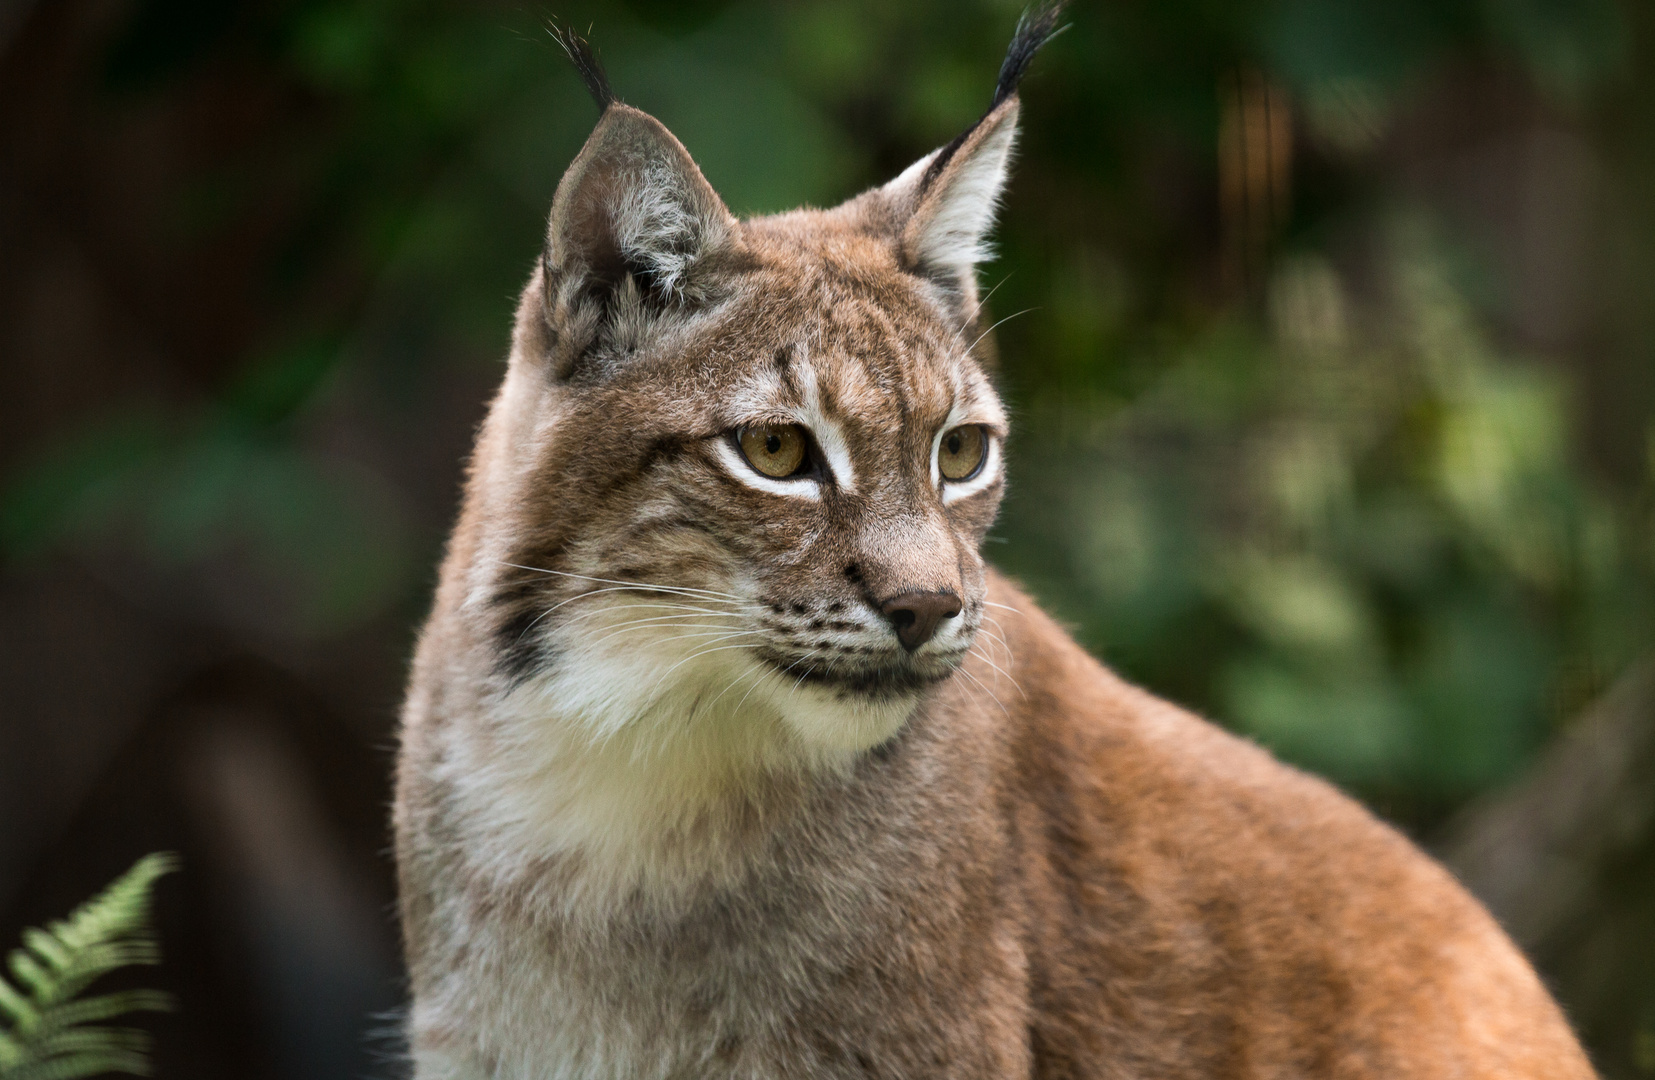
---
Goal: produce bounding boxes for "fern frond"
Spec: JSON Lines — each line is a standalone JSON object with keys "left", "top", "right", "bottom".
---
{"left": 0, "top": 854, "right": 177, "bottom": 1080}
{"left": 2, "top": 1025, "right": 155, "bottom": 1080}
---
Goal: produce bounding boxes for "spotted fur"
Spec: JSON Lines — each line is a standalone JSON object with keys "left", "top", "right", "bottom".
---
{"left": 394, "top": 10, "right": 1595, "bottom": 1078}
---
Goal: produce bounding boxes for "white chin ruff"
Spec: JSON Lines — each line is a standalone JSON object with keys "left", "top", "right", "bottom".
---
{"left": 450, "top": 605, "right": 921, "bottom": 901}
{"left": 517, "top": 617, "right": 917, "bottom": 758}
{"left": 508, "top": 594, "right": 921, "bottom": 760}
{"left": 772, "top": 681, "right": 913, "bottom": 753}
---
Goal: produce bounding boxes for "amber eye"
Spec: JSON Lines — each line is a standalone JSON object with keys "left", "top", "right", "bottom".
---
{"left": 938, "top": 424, "right": 988, "bottom": 481}
{"left": 737, "top": 423, "right": 809, "bottom": 479}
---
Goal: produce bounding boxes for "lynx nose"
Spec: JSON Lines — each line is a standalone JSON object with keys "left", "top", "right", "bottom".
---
{"left": 879, "top": 591, "right": 962, "bottom": 652}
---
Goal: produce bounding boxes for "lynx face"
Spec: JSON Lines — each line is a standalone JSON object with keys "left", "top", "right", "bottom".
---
{"left": 456, "top": 65, "right": 1024, "bottom": 777}
{"left": 490, "top": 250, "right": 1008, "bottom": 755}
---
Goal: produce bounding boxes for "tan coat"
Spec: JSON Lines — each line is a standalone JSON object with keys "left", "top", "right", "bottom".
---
{"left": 394, "top": 17, "right": 1594, "bottom": 1078}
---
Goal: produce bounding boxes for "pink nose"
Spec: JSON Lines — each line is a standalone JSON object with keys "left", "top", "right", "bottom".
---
{"left": 879, "top": 591, "right": 963, "bottom": 652}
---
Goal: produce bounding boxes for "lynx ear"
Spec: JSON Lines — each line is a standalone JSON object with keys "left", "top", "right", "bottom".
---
{"left": 869, "top": 2, "right": 1066, "bottom": 324}
{"left": 538, "top": 104, "right": 737, "bottom": 377}
{"left": 881, "top": 98, "right": 1020, "bottom": 297}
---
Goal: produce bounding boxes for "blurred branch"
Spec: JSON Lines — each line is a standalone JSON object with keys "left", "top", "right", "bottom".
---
{"left": 1440, "top": 657, "right": 1655, "bottom": 949}
{"left": 1220, "top": 69, "right": 1293, "bottom": 300}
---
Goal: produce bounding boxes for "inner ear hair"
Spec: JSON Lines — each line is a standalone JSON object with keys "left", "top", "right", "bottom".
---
{"left": 537, "top": 99, "right": 738, "bottom": 379}
{"left": 899, "top": 99, "right": 1021, "bottom": 304}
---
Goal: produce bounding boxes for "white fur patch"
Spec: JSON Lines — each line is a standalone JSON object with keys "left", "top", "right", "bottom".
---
{"left": 440, "top": 594, "right": 916, "bottom": 910}
{"left": 912, "top": 119, "right": 1018, "bottom": 278}
{"left": 712, "top": 437, "right": 821, "bottom": 500}
{"left": 890, "top": 149, "right": 939, "bottom": 192}
{"left": 713, "top": 356, "right": 860, "bottom": 497}
{"left": 798, "top": 358, "right": 857, "bottom": 492}
{"left": 611, "top": 161, "right": 713, "bottom": 299}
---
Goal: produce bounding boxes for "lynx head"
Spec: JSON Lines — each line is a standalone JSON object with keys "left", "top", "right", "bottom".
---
{"left": 455, "top": 10, "right": 1063, "bottom": 775}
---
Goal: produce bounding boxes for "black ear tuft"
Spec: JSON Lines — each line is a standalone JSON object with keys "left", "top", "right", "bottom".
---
{"left": 548, "top": 21, "right": 615, "bottom": 111}
{"left": 992, "top": 2, "right": 1069, "bottom": 111}
{"left": 922, "top": 2, "right": 1068, "bottom": 191}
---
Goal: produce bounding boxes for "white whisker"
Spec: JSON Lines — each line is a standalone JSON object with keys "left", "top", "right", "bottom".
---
{"left": 593, "top": 626, "right": 763, "bottom": 652}
{"left": 576, "top": 610, "right": 743, "bottom": 640}
{"left": 647, "top": 640, "right": 768, "bottom": 695}
{"left": 517, "top": 591, "right": 719, "bottom": 643}
{"left": 732, "top": 649, "right": 820, "bottom": 715}
{"left": 566, "top": 601, "right": 739, "bottom": 619}
{"left": 964, "top": 307, "right": 1037, "bottom": 357}
{"left": 975, "top": 616, "right": 1014, "bottom": 668}
{"left": 521, "top": 586, "right": 744, "bottom": 638}
{"left": 970, "top": 644, "right": 1026, "bottom": 700}
{"left": 708, "top": 661, "right": 772, "bottom": 713}
{"left": 497, "top": 561, "right": 745, "bottom": 602}
{"left": 957, "top": 664, "right": 1010, "bottom": 717}
{"left": 788, "top": 663, "right": 819, "bottom": 700}
{"left": 546, "top": 583, "right": 744, "bottom": 611}
{"left": 963, "top": 271, "right": 1014, "bottom": 330}
{"left": 515, "top": 597, "right": 738, "bottom": 646}
{"left": 975, "top": 618, "right": 1012, "bottom": 653}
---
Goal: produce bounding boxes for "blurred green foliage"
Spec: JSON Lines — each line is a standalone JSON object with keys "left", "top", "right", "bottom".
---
{"left": 998, "top": 224, "right": 1652, "bottom": 822}
{"left": 4, "top": 0, "right": 1652, "bottom": 831}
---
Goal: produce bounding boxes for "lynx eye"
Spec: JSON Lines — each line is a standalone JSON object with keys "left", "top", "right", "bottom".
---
{"left": 737, "top": 423, "right": 809, "bottom": 479}
{"left": 938, "top": 425, "right": 987, "bottom": 482}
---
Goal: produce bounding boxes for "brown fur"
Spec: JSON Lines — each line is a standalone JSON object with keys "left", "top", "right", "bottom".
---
{"left": 394, "top": 24, "right": 1594, "bottom": 1079}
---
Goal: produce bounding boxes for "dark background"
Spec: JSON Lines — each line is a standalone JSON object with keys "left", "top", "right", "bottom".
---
{"left": 1, "top": 0, "right": 1652, "bottom": 1075}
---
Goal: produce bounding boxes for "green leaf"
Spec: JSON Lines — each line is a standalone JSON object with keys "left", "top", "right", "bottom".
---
{"left": 0, "top": 854, "right": 177, "bottom": 1080}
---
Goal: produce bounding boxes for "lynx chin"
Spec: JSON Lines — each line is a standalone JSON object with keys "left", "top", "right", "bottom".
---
{"left": 394, "top": 6, "right": 1595, "bottom": 1077}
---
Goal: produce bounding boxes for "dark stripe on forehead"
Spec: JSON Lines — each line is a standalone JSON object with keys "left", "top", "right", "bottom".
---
{"left": 836, "top": 297, "right": 946, "bottom": 433}
{"left": 774, "top": 344, "right": 803, "bottom": 399}
{"left": 893, "top": 339, "right": 917, "bottom": 429}
{"left": 814, "top": 293, "right": 900, "bottom": 377}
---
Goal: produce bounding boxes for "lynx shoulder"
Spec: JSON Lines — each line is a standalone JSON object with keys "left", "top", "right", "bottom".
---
{"left": 393, "top": 8, "right": 1595, "bottom": 1077}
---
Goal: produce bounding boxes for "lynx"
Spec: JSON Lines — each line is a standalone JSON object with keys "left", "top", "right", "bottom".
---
{"left": 394, "top": 8, "right": 1595, "bottom": 1077}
